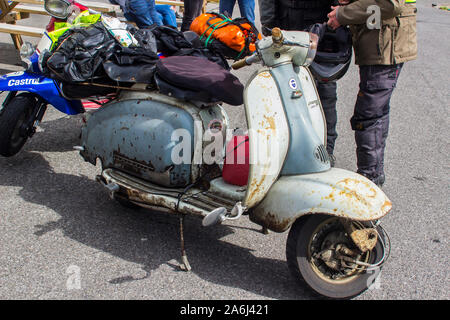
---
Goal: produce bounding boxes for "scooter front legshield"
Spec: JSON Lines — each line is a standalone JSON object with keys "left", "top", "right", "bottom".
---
{"left": 0, "top": 71, "right": 83, "bottom": 115}
{"left": 250, "top": 168, "right": 392, "bottom": 233}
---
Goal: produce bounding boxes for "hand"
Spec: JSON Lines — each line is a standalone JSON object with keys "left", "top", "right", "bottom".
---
{"left": 327, "top": 6, "right": 341, "bottom": 30}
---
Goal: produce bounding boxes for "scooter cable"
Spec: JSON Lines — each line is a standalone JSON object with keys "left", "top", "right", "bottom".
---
{"left": 345, "top": 222, "right": 391, "bottom": 271}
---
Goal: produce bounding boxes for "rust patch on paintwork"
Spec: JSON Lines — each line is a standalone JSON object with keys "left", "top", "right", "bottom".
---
{"left": 263, "top": 115, "right": 276, "bottom": 131}
{"left": 255, "top": 211, "right": 292, "bottom": 233}
{"left": 246, "top": 114, "right": 279, "bottom": 206}
{"left": 126, "top": 188, "right": 204, "bottom": 216}
{"left": 338, "top": 188, "right": 369, "bottom": 206}
{"left": 126, "top": 189, "right": 174, "bottom": 210}
{"left": 259, "top": 71, "right": 272, "bottom": 78}
{"left": 381, "top": 200, "right": 392, "bottom": 213}
{"left": 323, "top": 192, "right": 335, "bottom": 202}
{"left": 247, "top": 175, "right": 267, "bottom": 205}
{"left": 338, "top": 178, "right": 377, "bottom": 198}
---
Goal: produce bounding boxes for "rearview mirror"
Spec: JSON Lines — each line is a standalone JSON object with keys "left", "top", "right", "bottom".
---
{"left": 44, "top": 0, "right": 72, "bottom": 19}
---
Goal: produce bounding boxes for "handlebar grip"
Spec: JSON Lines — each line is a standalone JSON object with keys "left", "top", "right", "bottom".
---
{"left": 231, "top": 58, "right": 248, "bottom": 70}
{"left": 272, "top": 27, "right": 284, "bottom": 46}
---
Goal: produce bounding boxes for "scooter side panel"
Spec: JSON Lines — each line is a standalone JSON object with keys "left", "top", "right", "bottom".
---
{"left": 297, "top": 66, "right": 326, "bottom": 145}
{"left": 250, "top": 168, "right": 392, "bottom": 232}
{"left": 0, "top": 72, "right": 83, "bottom": 115}
{"left": 243, "top": 69, "right": 290, "bottom": 209}
{"left": 270, "top": 64, "right": 330, "bottom": 175}
{"left": 80, "top": 98, "right": 195, "bottom": 187}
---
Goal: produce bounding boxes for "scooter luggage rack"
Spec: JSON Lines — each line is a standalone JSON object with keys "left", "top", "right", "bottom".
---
{"left": 69, "top": 82, "right": 217, "bottom": 109}
{"left": 66, "top": 81, "right": 154, "bottom": 93}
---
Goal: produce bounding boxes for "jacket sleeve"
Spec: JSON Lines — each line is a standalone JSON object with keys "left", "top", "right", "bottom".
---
{"left": 337, "top": 0, "right": 405, "bottom": 25}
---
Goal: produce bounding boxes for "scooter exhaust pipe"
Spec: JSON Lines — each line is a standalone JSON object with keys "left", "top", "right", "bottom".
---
{"left": 202, "top": 202, "right": 245, "bottom": 227}
{"left": 96, "top": 175, "right": 119, "bottom": 199}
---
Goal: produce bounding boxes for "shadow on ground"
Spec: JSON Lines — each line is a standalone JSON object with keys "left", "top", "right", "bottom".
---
{"left": 0, "top": 120, "right": 314, "bottom": 299}
{"left": 0, "top": 43, "right": 22, "bottom": 74}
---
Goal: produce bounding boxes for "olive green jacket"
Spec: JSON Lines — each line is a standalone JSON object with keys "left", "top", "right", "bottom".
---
{"left": 337, "top": 0, "right": 417, "bottom": 65}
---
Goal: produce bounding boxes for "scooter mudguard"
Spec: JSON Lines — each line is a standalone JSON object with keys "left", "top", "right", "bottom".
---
{"left": 0, "top": 71, "right": 83, "bottom": 115}
{"left": 250, "top": 168, "right": 392, "bottom": 232}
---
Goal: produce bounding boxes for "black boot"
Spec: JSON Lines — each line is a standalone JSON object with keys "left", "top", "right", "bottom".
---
{"left": 327, "top": 148, "right": 336, "bottom": 167}
{"left": 358, "top": 171, "right": 385, "bottom": 188}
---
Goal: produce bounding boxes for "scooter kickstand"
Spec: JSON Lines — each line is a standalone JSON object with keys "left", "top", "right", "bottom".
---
{"left": 178, "top": 215, "right": 191, "bottom": 272}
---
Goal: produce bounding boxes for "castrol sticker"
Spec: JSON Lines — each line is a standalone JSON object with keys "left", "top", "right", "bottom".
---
{"left": 7, "top": 78, "right": 39, "bottom": 86}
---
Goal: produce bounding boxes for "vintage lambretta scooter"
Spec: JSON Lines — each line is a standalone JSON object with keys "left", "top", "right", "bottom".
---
{"left": 78, "top": 28, "right": 392, "bottom": 298}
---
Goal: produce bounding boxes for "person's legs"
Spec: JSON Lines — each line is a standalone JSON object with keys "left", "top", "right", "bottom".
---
{"left": 351, "top": 64, "right": 403, "bottom": 185}
{"left": 237, "top": 0, "right": 255, "bottom": 24}
{"left": 219, "top": 0, "right": 237, "bottom": 18}
{"left": 147, "top": 0, "right": 163, "bottom": 26}
{"left": 316, "top": 81, "right": 338, "bottom": 159}
{"left": 126, "top": 0, "right": 154, "bottom": 27}
{"left": 156, "top": 4, "right": 177, "bottom": 28}
{"left": 181, "top": 0, "right": 204, "bottom": 31}
{"left": 127, "top": 0, "right": 163, "bottom": 27}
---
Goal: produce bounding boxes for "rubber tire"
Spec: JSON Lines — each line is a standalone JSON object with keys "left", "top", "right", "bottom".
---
{"left": 286, "top": 215, "right": 385, "bottom": 299}
{"left": 0, "top": 94, "right": 36, "bottom": 157}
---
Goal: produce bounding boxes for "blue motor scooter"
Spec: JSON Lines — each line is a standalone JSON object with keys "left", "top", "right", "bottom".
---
{"left": 0, "top": 0, "right": 95, "bottom": 157}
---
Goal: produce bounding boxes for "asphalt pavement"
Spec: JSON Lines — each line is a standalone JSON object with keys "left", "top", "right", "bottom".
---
{"left": 0, "top": 0, "right": 448, "bottom": 300}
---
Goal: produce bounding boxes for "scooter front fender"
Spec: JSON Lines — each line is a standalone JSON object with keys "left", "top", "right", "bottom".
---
{"left": 249, "top": 168, "right": 392, "bottom": 232}
{"left": 0, "top": 71, "right": 83, "bottom": 115}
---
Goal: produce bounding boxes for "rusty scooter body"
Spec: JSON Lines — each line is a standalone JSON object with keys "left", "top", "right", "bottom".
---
{"left": 78, "top": 28, "right": 392, "bottom": 298}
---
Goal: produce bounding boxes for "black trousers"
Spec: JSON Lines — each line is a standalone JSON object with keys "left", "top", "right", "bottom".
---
{"left": 316, "top": 81, "right": 338, "bottom": 155}
{"left": 350, "top": 63, "right": 403, "bottom": 180}
{"left": 181, "top": 0, "right": 204, "bottom": 32}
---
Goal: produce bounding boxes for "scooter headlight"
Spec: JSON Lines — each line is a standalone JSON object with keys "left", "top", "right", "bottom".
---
{"left": 305, "top": 32, "right": 318, "bottom": 66}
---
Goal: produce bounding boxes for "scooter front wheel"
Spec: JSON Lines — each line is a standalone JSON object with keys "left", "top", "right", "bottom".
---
{"left": 0, "top": 93, "right": 37, "bottom": 157}
{"left": 286, "top": 215, "right": 385, "bottom": 299}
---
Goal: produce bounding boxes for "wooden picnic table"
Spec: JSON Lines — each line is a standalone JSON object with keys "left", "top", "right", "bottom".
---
{"left": 0, "top": 0, "right": 213, "bottom": 51}
{"left": 0, "top": 0, "right": 125, "bottom": 48}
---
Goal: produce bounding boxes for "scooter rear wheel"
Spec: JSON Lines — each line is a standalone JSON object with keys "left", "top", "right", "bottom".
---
{"left": 286, "top": 215, "right": 385, "bottom": 299}
{"left": 0, "top": 93, "right": 36, "bottom": 157}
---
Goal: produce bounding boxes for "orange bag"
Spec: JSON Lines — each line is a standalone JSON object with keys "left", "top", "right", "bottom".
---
{"left": 190, "top": 13, "right": 262, "bottom": 59}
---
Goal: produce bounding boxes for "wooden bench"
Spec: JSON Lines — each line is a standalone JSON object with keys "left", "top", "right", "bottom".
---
{"left": 13, "top": 1, "right": 185, "bottom": 17}
{"left": 0, "top": 0, "right": 194, "bottom": 51}
{"left": 0, "top": 21, "right": 43, "bottom": 36}
{"left": 12, "top": 4, "right": 46, "bottom": 15}
{"left": 12, "top": 0, "right": 185, "bottom": 12}
{"left": 0, "top": 9, "right": 23, "bottom": 23}
{"left": 0, "top": 0, "right": 123, "bottom": 49}
{"left": 11, "top": 2, "right": 185, "bottom": 27}
{"left": 11, "top": 0, "right": 122, "bottom": 14}
{"left": 156, "top": 0, "right": 185, "bottom": 6}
